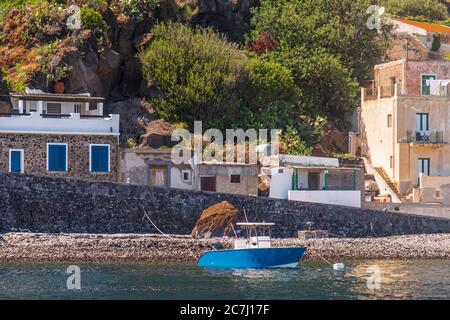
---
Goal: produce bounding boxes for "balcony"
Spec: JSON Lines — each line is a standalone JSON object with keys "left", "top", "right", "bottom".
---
{"left": 0, "top": 112, "right": 120, "bottom": 135}
{"left": 405, "top": 130, "right": 445, "bottom": 144}
{"left": 362, "top": 82, "right": 450, "bottom": 100}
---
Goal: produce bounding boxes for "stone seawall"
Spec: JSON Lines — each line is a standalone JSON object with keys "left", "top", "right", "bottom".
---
{"left": 1, "top": 173, "right": 450, "bottom": 237}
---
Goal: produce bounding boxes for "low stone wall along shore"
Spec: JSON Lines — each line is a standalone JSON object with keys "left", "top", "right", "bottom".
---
{"left": 0, "top": 233, "right": 449, "bottom": 264}
{"left": 1, "top": 173, "right": 450, "bottom": 238}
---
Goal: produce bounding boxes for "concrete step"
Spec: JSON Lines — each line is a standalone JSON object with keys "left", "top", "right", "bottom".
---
{"left": 374, "top": 167, "right": 405, "bottom": 202}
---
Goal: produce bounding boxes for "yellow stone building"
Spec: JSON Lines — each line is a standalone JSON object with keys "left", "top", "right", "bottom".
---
{"left": 360, "top": 59, "right": 450, "bottom": 203}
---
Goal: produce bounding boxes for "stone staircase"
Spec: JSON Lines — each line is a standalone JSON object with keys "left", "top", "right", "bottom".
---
{"left": 374, "top": 167, "right": 406, "bottom": 202}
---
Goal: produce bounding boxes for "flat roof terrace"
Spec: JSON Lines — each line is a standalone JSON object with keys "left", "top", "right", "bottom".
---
{"left": 0, "top": 112, "right": 119, "bottom": 136}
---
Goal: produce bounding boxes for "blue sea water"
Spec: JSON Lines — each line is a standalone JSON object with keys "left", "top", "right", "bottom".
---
{"left": 0, "top": 260, "right": 448, "bottom": 299}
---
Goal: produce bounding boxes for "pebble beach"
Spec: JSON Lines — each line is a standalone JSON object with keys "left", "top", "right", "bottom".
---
{"left": 0, "top": 232, "right": 449, "bottom": 264}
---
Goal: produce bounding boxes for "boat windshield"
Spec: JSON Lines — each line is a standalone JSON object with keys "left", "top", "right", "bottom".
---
{"left": 236, "top": 222, "right": 274, "bottom": 238}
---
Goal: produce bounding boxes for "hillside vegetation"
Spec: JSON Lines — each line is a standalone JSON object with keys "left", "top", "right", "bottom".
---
{"left": 0, "top": 0, "right": 394, "bottom": 154}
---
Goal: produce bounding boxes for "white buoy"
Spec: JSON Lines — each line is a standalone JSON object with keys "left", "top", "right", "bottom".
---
{"left": 333, "top": 263, "right": 345, "bottom": 270}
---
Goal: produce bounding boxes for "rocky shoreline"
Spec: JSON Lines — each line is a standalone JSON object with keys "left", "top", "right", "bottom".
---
{"left": 0, "top": 232, "right": 449, "bottom": 264}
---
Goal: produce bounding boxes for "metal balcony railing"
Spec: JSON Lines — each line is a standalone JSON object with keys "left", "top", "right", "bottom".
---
{"left": 406, "top": 130, "right": 445, "bottom": 144}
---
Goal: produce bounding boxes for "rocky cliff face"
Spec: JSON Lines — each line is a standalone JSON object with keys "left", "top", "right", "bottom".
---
{"left": 0, "top": 0, "right": 256, "bottom": 142}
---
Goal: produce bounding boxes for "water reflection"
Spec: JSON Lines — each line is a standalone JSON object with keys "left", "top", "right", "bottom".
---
{"left": 346, "top": 260, "right": 449, "bottom": 300}
{"left": 0, "top": 260, "right": 448, "bottom": 299}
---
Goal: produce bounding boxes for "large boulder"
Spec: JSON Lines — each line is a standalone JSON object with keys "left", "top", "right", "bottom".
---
{"left": 107, "top": 98, "right": 153, "bottom": 144}
{"left": 191, "top": 201, "right": 239, "bottom": 238}
{"left": 139, "top": 119, "right": 177, "bottom": 149}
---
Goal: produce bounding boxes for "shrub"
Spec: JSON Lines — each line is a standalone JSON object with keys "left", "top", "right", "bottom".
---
{"left": 431, "top": 32, "right": 441, "bottom": 51}
{"left": 123, "top": 0, "right": 160, "bottom": 21}
{"left": 243, "top": 58, "right": 299, "bottom": 110}
{"left": 0, "top": 0, "right": 39, "bottom": 22}
{"left": 281, "top": 125, "right": 312, "bottom": 156}
{"left": 382, "top": 0, "right": 448, "bottom": 22}
{"left": 248, "top": 31, "right": 277, "bottom": 55}
{"left": 80, "top": 6, "right": 107, "bottom": 33}
{"left": 332, "top": 153, "right": 353, "bottom": 158}
{"left": 84, "top": 0, "right": 108, "bottom": 12}
{"left": 2, "top": 65, "right": 28, "bottom": 93}
{"left": 45, "top": 63, "right": 71, "bottom": 85}
{"left": 139, "top": 22, "right": 247, "bottom": 130}
{"left": 233, "top": 101, "right": 294, "bottom": 130}
{"left": 24, "top": 1, "right": 66, "bottom": 41}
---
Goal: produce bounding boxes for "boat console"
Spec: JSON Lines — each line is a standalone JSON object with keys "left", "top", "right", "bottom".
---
{"left": 234, "top": 223, "right": 275, "bottom": 249}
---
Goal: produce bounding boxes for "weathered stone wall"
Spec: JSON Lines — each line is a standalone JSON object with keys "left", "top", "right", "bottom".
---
{"left": 387, "top": 34, "right": 429, "bottom": 62}
{"left": 0, "top": 134, "right": 119, "bottom": 182}
{"left": 199, "top": 164, "right": 259, "bottom": 196}
{"left": 374, "top": 60, "right": 404, "bottom": 97}
{"left": 0, "top": 173, "right": 449, "bottom": 237}
{"left": 405, "top": 60, "right": 450, "bottom": 95}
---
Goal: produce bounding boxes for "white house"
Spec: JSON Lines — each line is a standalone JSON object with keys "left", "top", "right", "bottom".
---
{"left": 0, "top": 91, "right": 120, "bottom": 182}
{"left": 261, "top": 155, "right": 364, "bottom": 208}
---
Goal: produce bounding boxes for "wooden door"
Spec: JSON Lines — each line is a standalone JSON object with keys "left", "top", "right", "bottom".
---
{"left": 201, "top": 177, "right": 216, "bottom": 192}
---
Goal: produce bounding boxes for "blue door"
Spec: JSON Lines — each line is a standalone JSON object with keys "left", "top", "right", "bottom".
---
{"left": 10, "top": 150, "right": 23, "bottom": 173}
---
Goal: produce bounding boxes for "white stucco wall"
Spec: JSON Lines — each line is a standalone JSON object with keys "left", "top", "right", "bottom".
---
{"left": 120, "top": 151, "right": 147, "bottom": 185}
{"left": 0, "top": 112, "right": 119, "bottom": 134}
{"left": 391, "top": 20, "right": 427, "bottom": 38}
{"left": 280, "top": 155, "right": 339, "bottom": 167}
{"left": 171, "top": 167, "right": 194, "bottom": 190}
{"left": 269, "top": 167, "right": 293, "bottom": 199}
{"left": 288, "top": 190, "right": 362, "bottom": 208}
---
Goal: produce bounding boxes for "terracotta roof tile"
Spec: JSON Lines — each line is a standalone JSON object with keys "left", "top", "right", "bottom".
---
{"left": 395, "top": 18, "right": 450, "bottom": 34}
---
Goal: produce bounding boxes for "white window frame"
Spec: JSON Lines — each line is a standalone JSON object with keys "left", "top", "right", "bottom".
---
{"left": 46, "top": 143, "right": 68, "bottom": 171}
{"left": 9, "top": 149, "right": 24, "bottom": 173}
{"left": 181, "top": 169, "right": 191, "bottom": 182}
{"left": 89, "top": 144, "right": 111, "bottom": 173}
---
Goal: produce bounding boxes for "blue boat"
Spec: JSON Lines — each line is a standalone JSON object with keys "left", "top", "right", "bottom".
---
{"left": 197, "top": 223, "right": 306, "bottom": 269}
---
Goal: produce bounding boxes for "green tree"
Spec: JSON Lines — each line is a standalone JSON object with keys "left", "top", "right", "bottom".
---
{"left": 248, "top": 0, "right": 394, "bottom": 124}
{"left": 241, "top": 57, "right": 300, "bottom": 112}
{"left": 431, "top": 32, "right": 441, "bottom": 51}
{"left": 267, "top": 47, "right": 358, "bottom": 120}
{"left": 281, "top": 125, "right": 312, "bottom": 156}
{"left": 249, "top": 0, "right": 393, "bottom": 84}
{"left": 139, "top": 22, "right": 248, "bottom": 130}
{"left": 382, "top": 0, "right": 448, "bottom": 21}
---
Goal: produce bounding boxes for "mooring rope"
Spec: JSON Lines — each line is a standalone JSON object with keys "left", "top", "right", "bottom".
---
{"left": 305, "top": 247, "right": 334, "bottom": 266}
{"left": 142, "top": 211, "right": 199, "bottom": 261}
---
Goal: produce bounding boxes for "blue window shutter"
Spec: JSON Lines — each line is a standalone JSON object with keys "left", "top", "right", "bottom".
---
{"left": 57, "top": 145, "right": 66, "bottom": 171}
{"left": 91, "top": 146, "right": 109, "bottom": 172}
{"left": 92, "top": 147, "right": 99, "bottom": 171}
{"left": 99, "top": 147, "right": 108, "bottom": 172}
{"left": 48, "top": 145, "right": 66, "bottom": 171}
{"left": 10, "top": 151, "right": 21, "bottom": 173}
{"left": 48, "top": 145, "right": 56, "bottom": 170}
